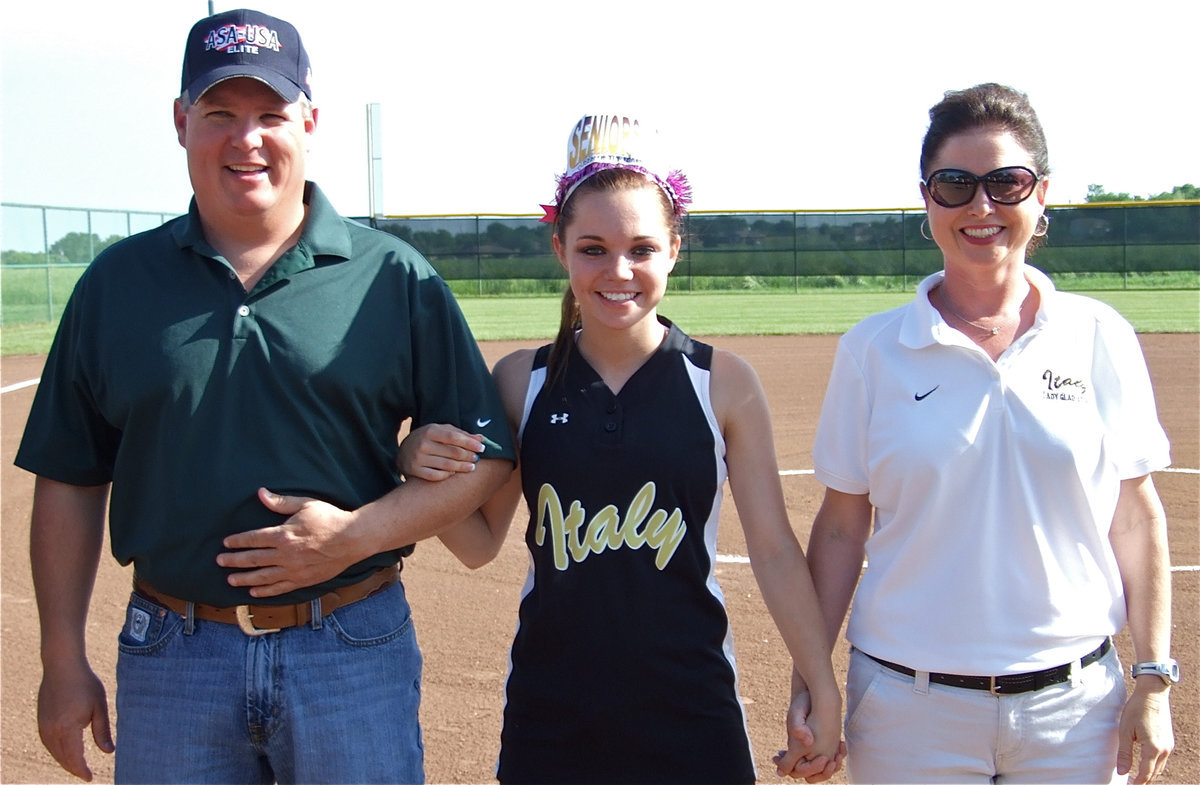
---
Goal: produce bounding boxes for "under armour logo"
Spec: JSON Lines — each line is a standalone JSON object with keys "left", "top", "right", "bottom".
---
{"left": 550, "top": 413, "right": 569, "bottom": 424}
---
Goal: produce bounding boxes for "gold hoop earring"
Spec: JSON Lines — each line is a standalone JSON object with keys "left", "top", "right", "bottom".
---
{"left": 1033, "top": 213, "right": 1051, "bottom": 237}
{"left": 920, "top": 218, "right": 933, "bottom": 241}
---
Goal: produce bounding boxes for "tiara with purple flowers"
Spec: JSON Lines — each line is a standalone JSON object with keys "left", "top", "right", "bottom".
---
{"left": 540, "top": 114, "right": 692, "bottom": 224}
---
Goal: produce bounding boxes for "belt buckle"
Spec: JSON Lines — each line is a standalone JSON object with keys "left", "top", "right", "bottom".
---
{"left": 236, "top": 605, "right": 281, "bottom": 636}
{"left": 989, "top": 676, "right": 1002, "bottom": 696}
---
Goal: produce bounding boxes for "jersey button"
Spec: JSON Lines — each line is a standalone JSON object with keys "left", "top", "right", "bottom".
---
{"left": 603, "top": 422, "right": 618, "bottom": 433}
{"left": 237, "top": 305, "right": 250, "bottom": 317}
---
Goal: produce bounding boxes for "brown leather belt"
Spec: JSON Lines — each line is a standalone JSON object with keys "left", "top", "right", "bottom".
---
{"left": 133, "top": 564, "right": 400, "bottom": 636}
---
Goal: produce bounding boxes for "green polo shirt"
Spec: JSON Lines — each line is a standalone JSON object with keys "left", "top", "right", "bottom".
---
{"left": 16, "top": 183, "right": 515, "bottom": 606}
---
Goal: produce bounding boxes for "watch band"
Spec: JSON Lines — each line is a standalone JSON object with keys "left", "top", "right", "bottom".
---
{"left": 1130, "top": 659, "right": 1180, "bottom": 684}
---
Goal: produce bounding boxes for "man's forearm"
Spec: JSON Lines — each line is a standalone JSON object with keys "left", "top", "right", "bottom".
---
{"left": 30, "top": 477, "right": 109, "bottom": 667}
{"left": 221, "top": 458, "right": 515, "bottom": 596}
{"left": 357, "top": 458, "right": 514, "bottom": 556}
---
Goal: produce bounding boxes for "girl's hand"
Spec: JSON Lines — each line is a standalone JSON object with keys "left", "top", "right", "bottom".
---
{"left": 772, "top": 689, "right": 847, "bottom": 782}
{"left": 397, "top": 423, "right": 484, "bottom": 481}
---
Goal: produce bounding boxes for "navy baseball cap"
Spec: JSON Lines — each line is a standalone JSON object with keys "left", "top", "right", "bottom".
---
{"left": 181, "top": 8, "right": 312, "bottom": 104}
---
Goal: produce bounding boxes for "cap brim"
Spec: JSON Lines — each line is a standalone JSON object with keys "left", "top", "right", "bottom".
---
{"left": 187, "top": 66, "right": 305, "bottom": 104}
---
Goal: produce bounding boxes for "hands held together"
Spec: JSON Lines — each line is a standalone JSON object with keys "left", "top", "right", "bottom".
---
{"left": 772, "top": 689, "right": 847, "bottom": 782}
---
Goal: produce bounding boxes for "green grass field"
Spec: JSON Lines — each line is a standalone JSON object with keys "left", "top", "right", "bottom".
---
{"left": 455, "top": 289, "right": 1200, "bottom": 341}
{"left": 3, "top": 289, "right": 1196, "bottom": 356}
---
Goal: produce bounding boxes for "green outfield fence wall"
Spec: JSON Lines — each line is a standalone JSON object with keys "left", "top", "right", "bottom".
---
{"left": 3, "top": 201, "right": 1197, "bottom": 325}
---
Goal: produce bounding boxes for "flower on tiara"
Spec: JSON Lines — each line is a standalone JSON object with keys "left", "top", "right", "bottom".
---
{"left": 662, "top": 169, "right": 693, "bottom": 213}
{"left": 538, "top": 114, "right": 691, "bottom": 224}
{"left": 539, "top": 163, "right": 692, "bottom": 224}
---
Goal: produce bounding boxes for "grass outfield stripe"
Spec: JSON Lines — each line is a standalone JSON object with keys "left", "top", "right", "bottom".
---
{"left": 453, "top": 290, "right": 1200, "bottom": 342}
{"left": 2, "top": 290, "right": 1197, "bottom": 354}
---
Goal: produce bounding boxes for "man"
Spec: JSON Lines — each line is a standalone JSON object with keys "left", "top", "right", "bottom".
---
{"left": 16, "top": 9, "right": 514, "bottom": 783}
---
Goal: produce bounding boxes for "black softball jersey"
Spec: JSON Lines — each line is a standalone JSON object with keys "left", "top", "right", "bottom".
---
{"left": 497, "top": 319, "right": 755, "bottom": 785}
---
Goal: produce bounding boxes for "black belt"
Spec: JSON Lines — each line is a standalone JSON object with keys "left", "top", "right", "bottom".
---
{"left": 862, "top": 638, "right": 1111, "bottom": 696}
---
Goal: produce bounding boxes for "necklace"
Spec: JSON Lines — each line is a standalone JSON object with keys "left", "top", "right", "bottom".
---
{"left": 936, "top": 286, "right": 1019, "bottom": 336}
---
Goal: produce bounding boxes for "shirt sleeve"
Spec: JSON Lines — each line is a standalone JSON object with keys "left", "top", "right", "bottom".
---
{"left": 1091, "top": 310, "right": 1171, "bottom": 478}
{"left": 811, "top": 333, "right": 871, "bottom": 495}
{"left": 406, "top": 271, "right": 517, "bottom": 463}
{"left": 14, "top": 272, "right": 121, "bottom": 485}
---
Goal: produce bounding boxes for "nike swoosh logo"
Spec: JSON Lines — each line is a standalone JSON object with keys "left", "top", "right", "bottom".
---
{"left": 476, "top": 418, "right": 492, "bottom": 428}
{"left": 914, "top": 386, "right": 940, "bottom": 401}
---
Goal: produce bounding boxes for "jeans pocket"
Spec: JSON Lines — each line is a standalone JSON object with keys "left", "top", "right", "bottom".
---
{"left": 118, "top": 592, "right": 183, "bottom": 655}
{"left": 844, "top": 651, "right": 889, "bottom": 735}
{"left": 326, "top": 583, "right": 413, "bottom": 647}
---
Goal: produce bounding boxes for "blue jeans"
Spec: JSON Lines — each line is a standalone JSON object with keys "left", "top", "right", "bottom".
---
{"left": 114, "top": 580, "right": 424, "bottom": 784}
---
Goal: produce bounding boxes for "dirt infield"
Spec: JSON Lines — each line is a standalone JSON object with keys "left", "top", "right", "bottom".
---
{"left": 2, "top": 333, "right": 1197, "bottom": 784}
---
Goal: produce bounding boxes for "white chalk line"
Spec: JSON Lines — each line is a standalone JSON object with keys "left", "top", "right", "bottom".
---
{"left": 1, "top": 377, "right": 40, "bottom": 394}
{"left": 724, "top": 467, "right": 1199, "bottom": 569}
{"left": 6, "top": 375, "right": 1197, "bottom": 573}
{"left": 782, "top": 467, "right": 1200, "bottom": 476}
{"left": 716, "top": 554, "right": 1199, "bottom": 572}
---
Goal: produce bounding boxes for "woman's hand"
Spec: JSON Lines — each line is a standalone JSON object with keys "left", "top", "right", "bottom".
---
{"left": 397, "top": 423, "right": 484, "bottom": 481}
{"left": 772, "top": 689, "right": 847, "bottom": 781}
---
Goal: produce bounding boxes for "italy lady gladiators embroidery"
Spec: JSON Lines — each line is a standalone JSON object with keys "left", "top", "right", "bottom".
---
{"left": 534, "top": 481, "right": 688, "bottom": 570}
{"left": 1041, "top": 368, "right": 1089, "bottom": 402}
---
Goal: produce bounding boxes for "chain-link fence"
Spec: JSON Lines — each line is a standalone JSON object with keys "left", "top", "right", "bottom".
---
{"left": 2, "top": 204, "right": 178, "bottom": 325}
{"left": 4, "top": 201, "right": 1197, "bottom": 325}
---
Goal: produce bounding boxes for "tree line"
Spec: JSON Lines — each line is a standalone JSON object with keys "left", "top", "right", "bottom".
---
{"left": 4, "top": 184, "right": 1196, "bottom": 266}
{"left": 1086, "top": 184, "right": 1198, "bottom": 202}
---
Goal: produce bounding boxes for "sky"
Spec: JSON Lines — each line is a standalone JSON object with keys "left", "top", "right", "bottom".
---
{"left": 2, "top": 0, "right": 1198, "bottom": 222}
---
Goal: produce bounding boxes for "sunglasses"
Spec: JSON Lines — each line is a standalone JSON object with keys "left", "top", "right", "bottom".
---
{"left": 922, "top": 166, "right": 1041, "bottom": 208}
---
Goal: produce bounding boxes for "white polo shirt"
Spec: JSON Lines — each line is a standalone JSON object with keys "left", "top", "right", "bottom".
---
{"left": 813, "top": 266, "right": 1171, "bottom": 675}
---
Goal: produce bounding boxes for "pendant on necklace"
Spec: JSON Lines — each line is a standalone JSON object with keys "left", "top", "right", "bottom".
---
{"left": 990, "top": 326, "right": 999, "bottom": 335}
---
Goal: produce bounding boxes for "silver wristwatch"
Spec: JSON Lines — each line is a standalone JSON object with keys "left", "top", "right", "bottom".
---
{"left": 1130, "top": 660, "right": 1180, "bottom": 685}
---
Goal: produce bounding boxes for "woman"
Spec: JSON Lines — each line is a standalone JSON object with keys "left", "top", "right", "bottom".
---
{"left": 800, "top": 83, "right": 1175, "bottom": 783}
{"left": 401, "top": 114, "right": 844, "bottom": 784}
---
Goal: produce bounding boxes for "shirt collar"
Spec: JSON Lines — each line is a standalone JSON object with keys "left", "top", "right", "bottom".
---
{"left": 172, "top": 182, "right": 353, "bottom": 273}
{"left": 900, "top": 264, "right": 1056, "bottom": 349}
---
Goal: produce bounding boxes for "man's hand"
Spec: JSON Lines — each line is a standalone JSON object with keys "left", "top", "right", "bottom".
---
{"left": 220, "top": 460, "right": 512, "bottom": 596}
{"left": 217, "top": 488, "right": 364, "bottom": 597}
{"left": 29, "top": 478, "right": 113, "bottom": 780}
{"left": 38, "top": 664, "right": 114, "bottom": 781}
